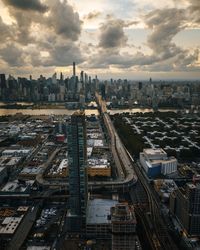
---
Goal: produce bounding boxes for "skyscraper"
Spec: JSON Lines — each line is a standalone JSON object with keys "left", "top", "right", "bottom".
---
{"left": 73, "top": 62, "right": 76, "bottom": 77}
{"left": 0, "top": 74, "right": 6, "bottom": 88}
{"left": 80, "top": 71, "right": 84, "bottom": 83}
{"left": 0, "top": 74, "right": 6, "bottom": 100}
{"left": 67, "top": 111, "right": 88, "bottom": 233}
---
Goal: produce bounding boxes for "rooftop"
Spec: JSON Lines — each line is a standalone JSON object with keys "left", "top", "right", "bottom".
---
{"left": 0, "top": 216, "right": 23, "bottom": 234}
{"left": 1, "top": 180, "right": 34, "bottom": 192}
{"left": 111, "top": 204, "right": 136, "bottom": 224}
{"left": 20, "top": 166, "right": 43, "bottom": 175}
{"left": 27, "top": 247, "right": 51, "bottom": 250}
{"left": 0, "top": 166, "right": 6, "bottom": 172}
{"left": 2, "top": 149, "right": 31, "bottom": 155}
{"left": 144, "top": 148, "right": 166, "bottom": 156}
{"left": 0, "top": 157, "right": 22, "bottom": 166}
{"left": 88, "top": 158, "right": 110, "bottom": 168}
{"left": 87, "top": 199, "right": 118, "bottom": 225}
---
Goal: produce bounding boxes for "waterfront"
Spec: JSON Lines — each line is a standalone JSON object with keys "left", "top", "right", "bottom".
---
{"left": 0, "top": 107, "right": 193, "bottom": 116}
{"left": 108, "top": 108, "right": 182, "bottom": 115}
{"left": 0, "top": 108, "right": 99, "bottom": 116}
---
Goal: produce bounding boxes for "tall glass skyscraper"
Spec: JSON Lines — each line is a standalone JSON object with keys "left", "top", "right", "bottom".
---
{"left": 67, "top": 111, "right": 88, "bottom": 233}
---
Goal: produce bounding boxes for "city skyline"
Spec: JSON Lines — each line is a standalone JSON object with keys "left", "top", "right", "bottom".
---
{"left": 0, "top": 0, "right": 200, "bottom": 79}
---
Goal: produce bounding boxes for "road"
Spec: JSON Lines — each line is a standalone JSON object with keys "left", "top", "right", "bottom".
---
{"left": 36, "top": 147, "right": 61, "bottom": 185}
{"left": 96, "top": 92, "right": 137, "bottom": 184}
{"left": 35, "top": 94, "right": 137, "bottom": 191}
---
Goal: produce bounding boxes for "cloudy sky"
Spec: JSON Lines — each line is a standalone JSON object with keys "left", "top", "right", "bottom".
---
{"left": 0, "top": 0, "right": 200, "bottom": 80}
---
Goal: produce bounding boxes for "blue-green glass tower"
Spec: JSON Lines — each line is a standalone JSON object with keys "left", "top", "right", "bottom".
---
{"left": 67, "top": 111, "right": 88, "bottom": 232}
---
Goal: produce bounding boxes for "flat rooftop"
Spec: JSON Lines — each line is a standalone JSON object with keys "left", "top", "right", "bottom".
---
{"left": 0, "top": 156, "right": 22, "bottom": 167}
{"left": 0, "top": 216, "right": 23, "bottom": 234}
{"left": 88, "top": 158, "right": 110, "bottom": 168}
{"left": 0, "top": 166, "right": 6, "bottom": 172}
{"left": 58, "top": 159, "right": 68, "bottom": 170}
{"left": 20, "top": 166, "right": 43, "bottom": 175}
{"left": 87, "top": 199, "right": 118, "bottom": 225}
{"left": 144, "top": 148, "right": 166, "bottom": 156}
{"left": 87, "top": 139, "right": 104, "bottom": 147}
{"left": 27, "top": 247, "right": 50, "bottom": 250}
{"left": 2, "top": 149, "right": 31, "bottom": 155}
{"left": 1, "top": 180, "right": 34, "bottom": 192}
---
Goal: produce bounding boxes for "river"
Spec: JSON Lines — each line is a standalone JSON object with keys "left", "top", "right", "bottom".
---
{"left": 0, "top": 107, "right": 187, "bottom": 116}
{"left": 108, "top": 108, "right": 183, "bottom": 115}
{"left": 0, "top": 108, "right": 99, "bottom": 116}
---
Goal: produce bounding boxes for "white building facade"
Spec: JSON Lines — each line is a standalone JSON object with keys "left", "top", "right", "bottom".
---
{"left": 140, "top": 148, "right": 177, "bottom": 177}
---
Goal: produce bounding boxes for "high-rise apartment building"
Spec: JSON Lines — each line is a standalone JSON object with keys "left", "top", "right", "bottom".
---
{"left": 67, "top": 111, "right": 88, "bottom": 233}
{"left": 170, "top": 183, "right": 200, "bottom": 236}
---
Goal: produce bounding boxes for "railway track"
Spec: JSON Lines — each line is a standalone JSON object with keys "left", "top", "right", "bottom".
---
{"left": 127, "top": 150, "right": 179, "bottom": 250}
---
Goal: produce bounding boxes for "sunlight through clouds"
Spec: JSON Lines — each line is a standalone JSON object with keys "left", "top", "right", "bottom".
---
{"left": 0, "top": 0, "right": 199, "bottom": 78}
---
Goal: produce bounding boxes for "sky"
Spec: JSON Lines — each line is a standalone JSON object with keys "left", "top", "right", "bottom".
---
{"left": 0, "top": 0, "right": 200, "bottom": 80}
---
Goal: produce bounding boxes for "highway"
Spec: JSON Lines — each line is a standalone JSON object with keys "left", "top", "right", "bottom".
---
{"left": 35, "top": 94, "right": 137, "bottom": 191}
{"left": 95, "top": 93, "right": 138, "bottom": 186}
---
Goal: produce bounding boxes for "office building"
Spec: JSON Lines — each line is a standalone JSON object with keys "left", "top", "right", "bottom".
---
{"left": 140, "top": 148, "right": 177, "bottom": 178}
{"left": 0, "top": 74, "right": 6, "bottom": 89}
{"left": 0, "top": 74, "right": 7, "bottom": 100}
{"left": 67, "top": 111, "right": 88, "bottom": 233}
{"left": 170, "top": 183, "right": 200, "bottom": 236}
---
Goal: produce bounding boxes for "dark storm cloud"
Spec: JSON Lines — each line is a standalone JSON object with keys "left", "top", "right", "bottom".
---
{"left": 173, "top": 49, "right": 199, "bottom": 70}
{"left": 86, "top": 50, "right": 127, "bottom": 68}
{"left": 188, "top": 0, "right": 200, "bottom": 9}
{"left": 43, "top": 43, "right": 85, "bottom": 67}
{"left": 10, "top": 10, "right": 40, "bottom": 44}
{"left": 188, "top": 0, "right": 200, "bottom": 24}
{"left": 86, "top": 2, "right": 199, "bottom": 71}
{"left": 47, "top": 0, "right": 82, "bottom": 41}
{"left": 87, "top": 7, "right": 198, "bottom": 71}
{"left": 145, "top": 8, "right": 186, "bottom": 59}
{"left": 86, "top": 49, "right": 158, "bottom": 69}
{"left": 84, "top": 11, "right": 101, "bottom": 20}
{"left": 0, "top": 0, "right": 84, "bottom": 69}
{"left": 0, "top": 17, "right": 14, "bottom": 42}
{"left": 141, "top": 7, "right": 199, "bottom": 71}
{"left": 0, "top": 43, "right": 25, "bottom": 67}
{"left": 173, "top": 0, "right": 200, "bottom": 25}
{"left": 3, "top": 0, "right": 82, "bottom": 44}
{"left": 2, "top": 0, "right": 48, "bottom": 12}
{"left": 2, "top": 1, "right": 47, "bottom": 45}
{"left": 99, "top": 19, "right": 128, "bottom": 49}
{"left": 123, "top": 20, "right": 139, "bottom": 27}
{"left": 29, "top": 36, "right": 85, "bottom": 67}
{"left": 0, "top": 0, "right": 199, "bottom": 74}
{"left": 141, "top": 49, "right": 199, "bottom": 72}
